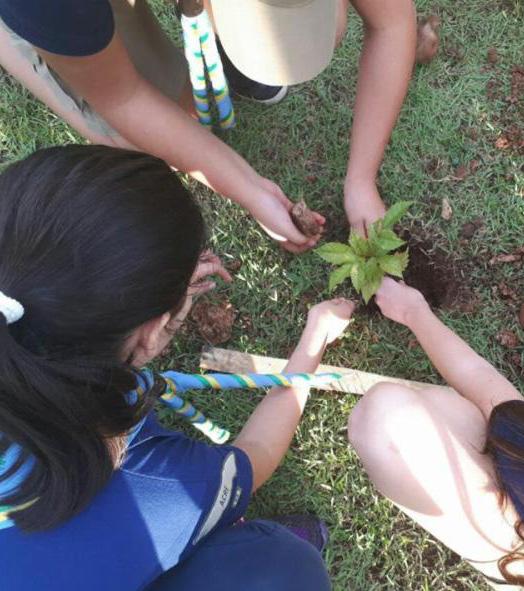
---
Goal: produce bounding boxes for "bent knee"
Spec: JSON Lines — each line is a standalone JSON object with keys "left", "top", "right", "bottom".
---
{"left": 347, "top": 383, "right": 425, "bottom": 453}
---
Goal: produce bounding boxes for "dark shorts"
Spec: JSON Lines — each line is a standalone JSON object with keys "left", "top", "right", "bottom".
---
{"left": 147, "top": 519, "right": 332, "bottom": 591}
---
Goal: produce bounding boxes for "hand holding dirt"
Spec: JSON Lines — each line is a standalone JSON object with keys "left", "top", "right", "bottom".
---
{"left": 290, "top": 200, "right": 323, "bottom": 237}
{"left": 416, "top": 15, "right": 441, "bottom": 65}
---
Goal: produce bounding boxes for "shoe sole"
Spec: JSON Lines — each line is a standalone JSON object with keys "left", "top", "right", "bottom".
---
{"left": 235, "top": 85, "right": 289, "bottom": 106}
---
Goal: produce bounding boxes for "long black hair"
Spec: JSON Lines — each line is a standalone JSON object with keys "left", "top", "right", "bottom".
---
{"left": 0, "top": 145, "right": 205, "bottom": 532}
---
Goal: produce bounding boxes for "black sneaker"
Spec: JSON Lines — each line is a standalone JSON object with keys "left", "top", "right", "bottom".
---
{"left": 270, "top": 514, "right": 329, "bottom": 553}
{"left": 216, "top": 37, "right": 288, "bottom": 105}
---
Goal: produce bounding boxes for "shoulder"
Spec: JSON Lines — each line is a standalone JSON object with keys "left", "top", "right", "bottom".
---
{"left": 0, "top": 0, "right": 114, "bottom": 56}
{"left": 120, "top": 414, "right": 253, "bottom": 556}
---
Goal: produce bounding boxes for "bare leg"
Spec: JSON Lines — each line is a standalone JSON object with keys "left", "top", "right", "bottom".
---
{"left": 336, "top": 0, "right": 350, "bottom": 47}
{"left": 348, "top": 383, "right": 523, "bottom": 589}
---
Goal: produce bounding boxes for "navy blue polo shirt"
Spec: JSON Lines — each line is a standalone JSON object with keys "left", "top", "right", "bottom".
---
{"left": 0, "top": 385, "right": 253, "bottom": 590}
{"left": 0, "top": 1, "right": 115, "bottom": 56}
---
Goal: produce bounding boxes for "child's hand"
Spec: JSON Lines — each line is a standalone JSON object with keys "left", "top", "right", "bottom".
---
{"left": 167, "top": 251, "right": 232, "bottom": 332}
{"left": 306, "top": 298, "right": 356, "bottom": 345}
{"left": 248, "top": 177, "right": 325, "bottom": 254}
{"left": 375, "top": 277, "right": 429, "bottom": 326}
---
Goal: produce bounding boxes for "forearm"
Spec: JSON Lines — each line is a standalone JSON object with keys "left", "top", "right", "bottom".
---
{"left": 94, "top": 79, "right": 260, "bottom": 208}
{"left": 407, "top": 306, "right": 520, "bottom": 417}
{"left": 234, "top": 327, "right": 327, "bottom": 490}
{"left": 346, "top": 19, "right": 416, "bottom": 185}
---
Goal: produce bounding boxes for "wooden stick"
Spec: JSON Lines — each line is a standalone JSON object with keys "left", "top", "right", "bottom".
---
{"left": 200, "top": 347, "right": 455, "bottom": 396}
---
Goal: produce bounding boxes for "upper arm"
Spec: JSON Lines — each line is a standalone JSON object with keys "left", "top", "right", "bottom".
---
{"left": 125, "top": 429, "right": 253, "bottom": 544}
{"left": 465, "top": 364, "right": 522, "bottom": 421}
{"left": 0, "top": 0, "right": 141, "bottom": 112}
{"left": 39, "top": 36, "right": 142, "bottom": 113}
{"left": 349, "top": 0, "right": 416, "bottom": 30}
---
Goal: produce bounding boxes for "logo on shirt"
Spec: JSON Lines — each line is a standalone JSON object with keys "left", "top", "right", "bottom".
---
{"left": 193, "top": 452, "right": 237, "bottom": 545}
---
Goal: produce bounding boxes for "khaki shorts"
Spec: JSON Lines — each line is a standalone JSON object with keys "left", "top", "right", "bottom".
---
{"left": 0, "top": 0, "right": 188, "bottom": 137}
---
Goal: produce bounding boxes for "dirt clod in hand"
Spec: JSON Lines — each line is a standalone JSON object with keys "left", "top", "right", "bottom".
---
{"left": 191, "top": 297, "right": 236, "bottom": 345}
{"left": 416, "top": 15, "right": 441, "bottom": 64}
{"left": 291, "top": 200, "right": 322, "bottom": 237}
{"left": 496, "top": 330, "right": 521, "bottom": 349}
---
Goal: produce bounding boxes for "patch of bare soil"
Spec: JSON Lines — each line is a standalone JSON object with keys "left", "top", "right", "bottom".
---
{"left": 401, "top": 227, "right": 476, "bottom": 312}
{"left": 191, "top": 297, "right": 236, "bottom": 345}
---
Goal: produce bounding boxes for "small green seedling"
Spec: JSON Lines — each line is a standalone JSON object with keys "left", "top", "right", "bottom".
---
{"left": 316, "top": 201, "right": 413, "bottom": 303}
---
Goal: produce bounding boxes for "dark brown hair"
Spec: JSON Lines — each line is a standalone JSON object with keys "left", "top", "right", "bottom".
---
{"left": 486, "top": 399, "right": 524, "bottom": 585}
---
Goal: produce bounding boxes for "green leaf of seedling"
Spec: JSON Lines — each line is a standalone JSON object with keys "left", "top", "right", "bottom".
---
{"left": 361, "top": 259, "right": 384, "bottom": 304}
{"left": 349, "top": 232, "right": 372, "bottom": 257}
{"left": 375, "top": 229, "right": 406, "bottom": 253}
{"left": 350, "top": 260, "right": 366, "bottom": 291}
{"left": 382, "top": 200, "right": 414, "bottom": 230}
{"left": 367, "top": 221, "right": 390, "bottom": 257}
{"left": 316, "top": 243, "right": 358, "bottom": 265}
{"left": 328, "top": 264, "right": 353, "bottom": 292}
{"left": 378, "top": 250, "right": 409, "bottom": 277}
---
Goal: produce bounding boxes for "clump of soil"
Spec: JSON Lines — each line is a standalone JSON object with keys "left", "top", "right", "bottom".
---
{"left": 291, "top": 200, "right": 322, "bottom": 237}
{"left": 416, "top": 15, "right": 441, "bottom": 64}
{"left": 191, "top": 297, "right": 236, "bottom": 345}
{"left": 400, "top": 228, "right": 475, "bottom": 312}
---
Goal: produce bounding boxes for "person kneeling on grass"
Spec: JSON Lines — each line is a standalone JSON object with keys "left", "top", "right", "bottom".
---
{"left": 0, "top": 145, "right": 356, "bottom": 591}
{"left": 349, "top": 277, "right": 524, "bottom": 588}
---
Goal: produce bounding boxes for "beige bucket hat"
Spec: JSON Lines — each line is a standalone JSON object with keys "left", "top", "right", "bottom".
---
{"left": 210, "top": 0, "right": 338, "bottom": 86}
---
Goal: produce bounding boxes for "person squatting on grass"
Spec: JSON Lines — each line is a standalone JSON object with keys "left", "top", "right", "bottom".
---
{"left": 0, "top": 0, "right": 416, "bottom": 242}
{"left": 0, "top": 145, "right": 359, "bottom": 591}
{"left": 349, "top": 278, "right": 524, "bottom": 589}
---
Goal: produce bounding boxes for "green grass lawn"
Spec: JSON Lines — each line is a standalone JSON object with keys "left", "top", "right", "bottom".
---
{"left": 1, "top": 1, "right": 523, "bottom": 589}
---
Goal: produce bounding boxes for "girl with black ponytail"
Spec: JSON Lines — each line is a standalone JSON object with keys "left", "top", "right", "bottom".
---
{"left": 0, "top": 145, "right": 351, "bottom": 591}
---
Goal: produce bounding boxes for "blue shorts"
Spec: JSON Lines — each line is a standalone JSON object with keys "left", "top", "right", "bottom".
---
{"left": 147, "top": 519, "right": 332, "bottom": 591}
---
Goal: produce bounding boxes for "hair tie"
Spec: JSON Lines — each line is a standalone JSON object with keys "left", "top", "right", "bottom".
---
{"left": 0, "top": 291, "right": 25, "bottom": 325}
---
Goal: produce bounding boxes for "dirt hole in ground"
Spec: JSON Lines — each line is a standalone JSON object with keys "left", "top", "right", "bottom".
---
{"left": 401, "top": 228, "right": 470, "bottom": 310}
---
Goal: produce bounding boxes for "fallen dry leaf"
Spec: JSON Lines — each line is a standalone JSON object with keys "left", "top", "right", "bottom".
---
{"left": 416, "top": 15, "right": 441, "bottom": 64}
{"left": 496, "top": 330, "right": 520, "bottom": 349}
{"left": 441, "top": 197, "right": 453, "bottom": 220}
{"left": 498, "top": 282, "right": 519, "bottom": 301}
{"left": 495, "top": 136, "right": 511, "bottom": 150}
{"left": 487, "top": 48, "right": 499, "bottom": 64}
{"left": 454, "top": 165, "right": 469, "bottom": 180}
{"left": 510, "top": 66, "right": 524, "bottom": 104}
{"left": 510, "top": 352, "right": 522, "bottom": 370}
{"left": 489, "top": 248, "right": 524, "bottom": 265}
